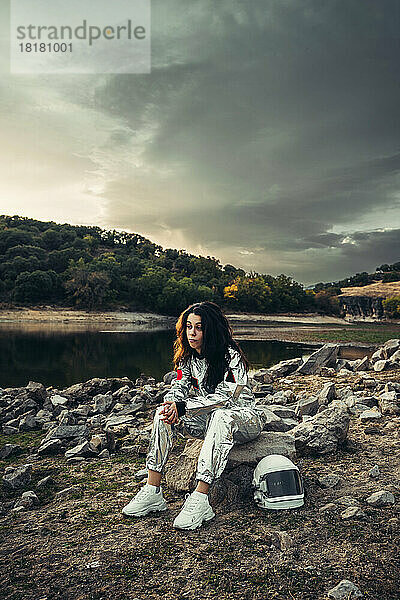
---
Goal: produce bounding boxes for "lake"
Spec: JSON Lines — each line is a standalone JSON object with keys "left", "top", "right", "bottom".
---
{"left": 0, "top": 323, "right": 317, "bottom": 389}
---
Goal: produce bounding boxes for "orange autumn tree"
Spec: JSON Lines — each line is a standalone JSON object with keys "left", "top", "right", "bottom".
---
{"left": 224, "top": 275, "right": 272, "bottom": 312}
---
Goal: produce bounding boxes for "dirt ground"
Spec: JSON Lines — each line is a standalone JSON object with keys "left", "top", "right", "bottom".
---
{"left": 0, "top": 371, "right": 399, "bottom": 600}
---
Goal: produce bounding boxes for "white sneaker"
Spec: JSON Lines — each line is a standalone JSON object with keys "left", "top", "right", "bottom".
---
{"left": 122, "top": 483, "right": 167, "bottom": 517}
{"left": 173, "top": 491, "right": 215, "bottom": 530}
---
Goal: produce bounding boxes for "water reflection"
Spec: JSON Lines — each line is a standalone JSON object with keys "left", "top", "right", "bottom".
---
{"left": 0, "top": 327, "right": 316, "bottom": 389}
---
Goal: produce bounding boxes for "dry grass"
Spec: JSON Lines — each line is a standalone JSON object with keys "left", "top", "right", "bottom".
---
{"left": 339, "top": 281, "right": 400, "bottom": 298}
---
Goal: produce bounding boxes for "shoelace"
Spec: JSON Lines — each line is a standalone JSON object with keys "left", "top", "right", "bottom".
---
{"left": 135, "top": 486, "right": 154, "bottom": 500}
{"left": 182, "top": 494, "right": 204, "bottom": 513}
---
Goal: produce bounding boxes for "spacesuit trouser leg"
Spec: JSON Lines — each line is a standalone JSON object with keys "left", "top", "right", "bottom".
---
{"left": 146, "top": 406, "right": 208, "bottom": 473}
{"left": 195, "top": 407, "right": 265, "bottom": 485}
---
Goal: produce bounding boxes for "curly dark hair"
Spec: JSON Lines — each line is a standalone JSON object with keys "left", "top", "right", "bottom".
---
{"left": 173, "top": 301, "right": 249, "bottom": 392}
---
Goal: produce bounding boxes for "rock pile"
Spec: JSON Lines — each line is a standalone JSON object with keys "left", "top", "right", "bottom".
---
{"left": 1, "top": 339, "right": 399, "bottom": 515}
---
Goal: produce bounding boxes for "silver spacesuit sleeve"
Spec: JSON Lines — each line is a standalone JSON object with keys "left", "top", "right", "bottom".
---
{"left": 185, "top": 348, "right": 248, "bottom": 417}
{"left": 162, "top": 361, "right": 191, "bottom": 404}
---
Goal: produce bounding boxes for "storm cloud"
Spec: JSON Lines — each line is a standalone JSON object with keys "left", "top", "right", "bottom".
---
{"left": 1, "top": 0, "right": 399, "bottom": 284}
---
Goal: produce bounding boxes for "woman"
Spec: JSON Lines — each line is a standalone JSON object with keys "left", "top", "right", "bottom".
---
{"left": 122, "top": 301, "right": 266, "bottom": 530}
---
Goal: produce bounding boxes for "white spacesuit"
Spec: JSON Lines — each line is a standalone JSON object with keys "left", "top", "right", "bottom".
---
{"left": 146, "top": 347, "right": 266, "bottom": 484}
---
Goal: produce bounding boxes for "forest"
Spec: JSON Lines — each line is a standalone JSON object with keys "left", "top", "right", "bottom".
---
{"left": 0, "top": 214, "right": 395, "bottom": 317}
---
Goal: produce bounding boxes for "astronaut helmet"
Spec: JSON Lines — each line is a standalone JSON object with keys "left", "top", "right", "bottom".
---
{"left": 253, "top": 454, "right": 304, "bottom": 510}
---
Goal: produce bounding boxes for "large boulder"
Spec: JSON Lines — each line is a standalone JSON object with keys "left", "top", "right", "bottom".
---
{"left": 228, "top": 432, "right": 296, "bottom": 464}
{"left": 165, "top": 439, "right": 203, "bottom": 492}
{"left": 164, "top": 432, "right": 296, "bottom": 494}
{"left": 291, "top": 404, "right": 350, "bottom": 456}
{"left": 296, "top": 344, "right": 339, "bottom": 375}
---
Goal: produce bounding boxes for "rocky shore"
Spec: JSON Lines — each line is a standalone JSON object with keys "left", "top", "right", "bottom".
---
{"left": 1, "top": 341, "right": 399, "bottom": 599}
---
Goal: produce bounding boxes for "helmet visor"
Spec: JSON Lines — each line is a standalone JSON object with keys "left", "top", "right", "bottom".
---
{"left": 260, "top": 469, "right": 303, "bottom": 498}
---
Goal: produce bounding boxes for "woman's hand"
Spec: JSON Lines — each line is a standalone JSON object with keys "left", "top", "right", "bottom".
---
{"left": 160, "top": 400, "right": 179, "bottom": 424}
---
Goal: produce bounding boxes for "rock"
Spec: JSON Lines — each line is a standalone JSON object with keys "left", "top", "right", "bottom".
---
{"left": 36, "top": 475, "right": 54, "bottom": 489}
{"left": 378, "top": 399, "right": 400, "bottom": 415}
{"left": 341, "top": 506, "right": 365, "bottom": 520}
{"left": 90, "top": 434, "right": 109, "bottom": 452}
{"left": 336, "top": 496, "right": 360, "bottom": 507}
{"left": 252, "top": 369, "right": 274, "bottom": 384}
{"left": 327, "top": 579, "right": 363, "bottom": 599}
{"left": 0, "top": 444, "right": 23, "bottom": 460}
{"left": 26, "top": 381, "right": 47, "bottom": 402}
{"left": 88, "top": 414, "right": 107, "bottom": 428}
{"left": 319, "top": 503, "right": 337, "bottom": 513}
{"left": 281, "top": 417, "right": 298, "bottom": 431}
{"left": 337, "top": 368, "right": 353, "bottom": 376}
{"left": 93, "top": 394, "right": 114, "bottom": 414}
{"left": 55, "top": 485, "right": 81, "bottom": 498}
{"left": 209, "top": 464, "right": 255, "bottom": 506}
{"left": 19, "top": 414, "right": 38, "bottom": 431}
{"left": 318, "top": 474, "right": 341, "bottom": 488}
{"left": 359, "top": 408, "right": 382, "bottom": 422}
{"left": 57, "top": 410, "right": 76, "bottom": 426}
{"left": 370, "top": 347, "right": 385, "bottom": 364}
{"left": 296, "top": 344, "right": 339, "bottom": 375}
{"left": 292, "top": 405, "right": 350, "bottom": 456}
{"left": 366, "top": 490, "right": 395, "bottom": 507}
{"left": 295, "top": 396, "right": 319, "bottom": 418}
{"left": 267, "top": 405, "right": 296, "bottom": 419}
{"left": 258, "top": 407, "right": 288, "bottom": 432}
{"left": 373, "top": 360, "right": 390, "bottom": 372}
{"left": 2, "top": 464, "right": 32, "bottom": 491}
{"left": 389, "top": 349, "right": 400, "bottom": 362}
{"left": 268, "top": 358, "right": 303, "bottom": 379}
{"left": 2, "top": 425, "right": 18, "bottom": 435}
{"left": 98, "top": 449, "right": 110, "bottom": 459}
{"left": 368, "top": 465, "right": 380, "bottom": 478}
{"left": 354, "top": 356, "right": 369, "bottom": 372}
{"left": 14, "top": 490, "right": 39, "bottom": 510}
{"left": 319, "top": 367, "right": 337, "bottom": 377}
{"left": 353, "top": 395, "right": 377, "bottom": 408}
{"left": 228, "top": 431, "right": 296, "bottom": 464}
{"left": 272, "top": 390, "right": 295, "bottom": 405}
{"left": 318, "top": 382, "right": 336, "bottom": 405}
{"left": 105, "top": 415, "right": 138, "bottom": 431}
{"left": 165, "top": 439, "right": 204, "bottom": 492}
{"left": 44, "top": 424, "right": 89, "bottom": 441}
{"left": 37, "top": 438, "right": 64, "bottom": 456}
{"left": 253, "top": 383, "right": 274, "bottom": 397}
{"left": 50, "top": 394, "right": 69, "bottom": 409}
{"left": 383, "top": 338, "right": 400, "bottom": 359}
{"left": 35, "top": 409, "right": 53, "bottom": 425}
{"left": 65, "top": 441, "right": 99, "bottom": 459}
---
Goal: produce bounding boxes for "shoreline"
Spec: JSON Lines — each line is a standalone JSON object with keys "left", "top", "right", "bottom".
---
{"left": 0, "top": 307, "right": 396, "bottom": 347}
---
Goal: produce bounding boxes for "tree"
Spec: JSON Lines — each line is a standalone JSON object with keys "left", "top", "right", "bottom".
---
{"left": 383, "top": 296, "right": 400, "bottom": 319}
{"left": 224, "top": 276, "right": 272, "bottom": 312}
{"left": 65, "top": 258, "right": 112, "bottom": 310}
{"left": 13, "top": 270, "right": 60, "bottom": 303}
{"left": 314, "top": 290, "right": 341, "bottom": 315}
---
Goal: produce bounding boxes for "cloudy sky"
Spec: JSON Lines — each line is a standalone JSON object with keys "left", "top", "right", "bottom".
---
{"left": 0, "top": 0, "right": 399, "bottom": 285}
